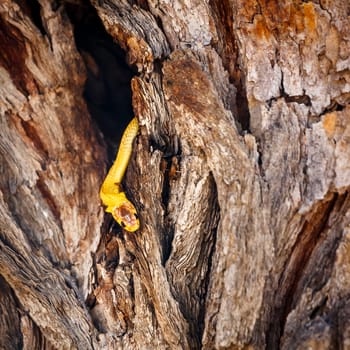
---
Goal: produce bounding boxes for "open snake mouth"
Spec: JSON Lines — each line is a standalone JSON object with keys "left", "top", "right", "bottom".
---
{"left": 113, "top": 202, "right": 139, "bottom": 232}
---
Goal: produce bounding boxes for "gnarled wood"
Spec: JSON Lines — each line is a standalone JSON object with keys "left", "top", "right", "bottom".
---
{"left": 0, "top": 0, "right": 349, "bottom": 349}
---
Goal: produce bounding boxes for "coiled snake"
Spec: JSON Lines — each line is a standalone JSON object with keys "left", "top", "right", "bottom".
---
{"left": 100, "top": 117, "right": 140, "bottom": 232}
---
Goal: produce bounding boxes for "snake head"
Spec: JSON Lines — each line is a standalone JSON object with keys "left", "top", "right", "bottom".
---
{"left": 112, "top": 201, "right": 140, "bottom": 232}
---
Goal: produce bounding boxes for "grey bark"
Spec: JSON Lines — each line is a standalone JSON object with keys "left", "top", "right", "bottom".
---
{"left": 0, "top": 0, "right": 350, "bottom": 349}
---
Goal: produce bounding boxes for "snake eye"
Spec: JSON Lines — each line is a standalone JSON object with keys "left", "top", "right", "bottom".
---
{"left": 134, "top": 213, "right": 139, "bottom": 219}
{"left": 120, "top": 222, "right": 126, "bottom": 228}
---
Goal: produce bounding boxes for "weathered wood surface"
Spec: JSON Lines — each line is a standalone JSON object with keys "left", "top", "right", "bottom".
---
{"left": 1, "top": 0, "right": 350, "bottom": 349}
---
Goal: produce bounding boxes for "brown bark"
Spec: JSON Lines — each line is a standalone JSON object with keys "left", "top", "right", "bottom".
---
{"left": 1, "top": 0, "right": 350, "bottom": 349}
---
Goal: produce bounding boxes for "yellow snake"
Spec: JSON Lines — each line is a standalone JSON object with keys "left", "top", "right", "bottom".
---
{"left": 100, "top": 117, "right": 140, "bottom": 232}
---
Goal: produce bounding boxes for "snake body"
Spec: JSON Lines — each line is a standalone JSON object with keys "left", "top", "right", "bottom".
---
{"left": 100, "top": 117, "right": 140, "bottom": 232}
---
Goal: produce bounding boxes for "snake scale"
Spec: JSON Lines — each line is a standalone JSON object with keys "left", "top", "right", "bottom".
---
{"left": 99, "top": 117, "right": 140, "bottom": 232}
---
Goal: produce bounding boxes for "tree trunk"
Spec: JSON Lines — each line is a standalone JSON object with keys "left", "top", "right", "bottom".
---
{"left": 1, "top": 0, "right": 350, "bottom": 349}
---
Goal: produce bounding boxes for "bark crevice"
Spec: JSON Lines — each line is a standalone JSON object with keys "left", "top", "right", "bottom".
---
{"left": 267, "top": 191, "right": 348, "bottom": 349}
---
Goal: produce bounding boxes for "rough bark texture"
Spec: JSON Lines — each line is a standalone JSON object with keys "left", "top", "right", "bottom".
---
{"left": 0, "top": 0, "right": 350, "bottom": 349}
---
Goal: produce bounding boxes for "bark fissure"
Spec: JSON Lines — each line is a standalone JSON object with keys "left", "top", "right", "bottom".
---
{"left": 19, "top": 119, "right": 49, "bottom": 158}
{"left": 208, "top": 0, "right": 251, "bottom": 131}
{"left": 35, "top": 176, "right": 62, "bottom": 228}
{"left": 266, "top": 191, "right": 343, "bottom": 349}
{"left": 160, "top": 154, "right": 180, "bottom": 265}
{"left": 280, "top": 71, "right": 312, "bottom": 106}
{"left": 25, "top": 0, "right": 47, "bottom": 37}
{"left": 0, "top": 17, "right": 38, "bottom": 95}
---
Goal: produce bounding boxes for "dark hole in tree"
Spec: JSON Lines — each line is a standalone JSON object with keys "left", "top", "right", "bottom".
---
{"left": 65, "top": 1, "right": 136, "bottom": 155}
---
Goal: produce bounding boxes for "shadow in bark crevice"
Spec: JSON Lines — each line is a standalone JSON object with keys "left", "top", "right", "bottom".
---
{"left": 209, "top": 0, "right": 251, "bottom": 132}
{"left": 266, "top": 191, "right": 348, "bottom": 349}
{"left": 65, "top": 0, "right": 136, "bottom": 158}
{"left": 160, "top": 152, "right": 182, "bottom": 266}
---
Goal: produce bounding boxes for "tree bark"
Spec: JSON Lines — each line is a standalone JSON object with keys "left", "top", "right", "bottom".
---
{"left": 1, "top": 0, "right": 350, "bottom": 349}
